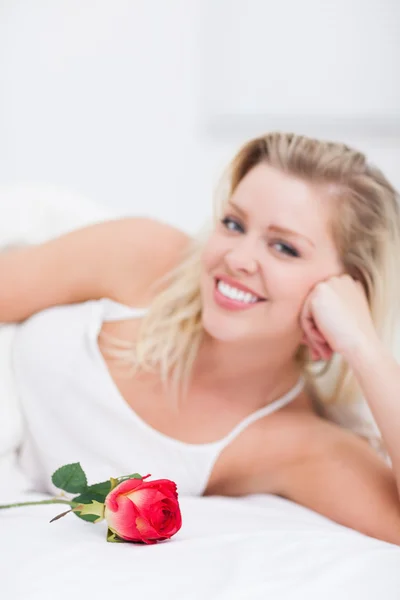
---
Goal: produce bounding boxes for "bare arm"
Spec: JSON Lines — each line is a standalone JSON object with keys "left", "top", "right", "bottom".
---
{"left": 0, "top": 217, "right": 190, "bottom": 323}
{"left": 269, "top": 416, "right": 400, "bottom": 546}
{"left": 217, "top": 406, "right": 400, "bottom": 546}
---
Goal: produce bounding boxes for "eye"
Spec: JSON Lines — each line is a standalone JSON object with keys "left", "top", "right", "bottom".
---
{"left": 220, "top": 216, "right": 301, "bottom": 258}
{"left": 272, "top": 241, "right": 300, "bottom": 258}
{"left": 220, "top": 216, "right": 244, "bottom": 233}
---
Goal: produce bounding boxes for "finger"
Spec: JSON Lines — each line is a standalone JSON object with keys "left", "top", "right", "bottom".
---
{"left": 303, "top": 331, "right": 333, "bottom": 361}
{"left": 302, "top": 332, "right": 322, "bottom": 361}
{"left": 303, "top": 308, "right": 332, "bottom": 350}
{"left": 300, "top": 297, "right": 333, "bottom": 360}
{"left": 313, "top": 340, "right": 333, "bottom": 361}
{"left": 310, "top": 347, "right": 322, "bottom": 361}
{"left": 300, "top": 301, "right": 314, "bottom": 340}
{"left": 307, "top": 322, "right": 326, "bottom": 341}
{"left": 302, "top": 316, "right": 327, "bottom": 348}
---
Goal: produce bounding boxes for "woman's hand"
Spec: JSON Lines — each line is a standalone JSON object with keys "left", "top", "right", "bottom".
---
{"left": 300, "top": 274, "right": 380, "bottom": 363}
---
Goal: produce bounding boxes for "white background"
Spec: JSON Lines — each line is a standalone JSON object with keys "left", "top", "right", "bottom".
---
{"left": 0, "top": 0, "right": 399, "bottom": 235}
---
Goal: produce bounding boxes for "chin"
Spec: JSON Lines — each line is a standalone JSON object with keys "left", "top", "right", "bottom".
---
{"left": 201, "top": 307, "right": 252, "bottom": 342}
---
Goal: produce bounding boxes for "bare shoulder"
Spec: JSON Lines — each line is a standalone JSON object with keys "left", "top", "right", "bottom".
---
{"left": 214, "top": 388, "right": 358, "bottom": 496}
{"left": 253, "top": 398, "right": 336, "bottom": 476}
{"left": 207, "top": 391, "right": 328, "bottom": 497}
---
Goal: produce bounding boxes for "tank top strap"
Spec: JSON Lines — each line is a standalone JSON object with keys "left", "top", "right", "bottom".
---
{"left": 96, "top": 297, "right": 149, "bottom": 322}
{"left": 86, "top": 298, "right": 149, "bottom": 346}
{"left": 215, "top": 375, "right": 306, "bottom": 450}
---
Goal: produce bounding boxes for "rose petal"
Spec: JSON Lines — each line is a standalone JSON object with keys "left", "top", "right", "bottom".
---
{"left": 152, "top": 510, "right": 174, "bottom": 534}
{"left": 150, "top": 499, "right": 182, "bottom": 536}
{"left": 144, "top": 479, "right": 178, "bottom": 500}
{"left": 105, "top": 495, "right": 141, "bottom": 540}
{"left": 105, "top": 478, "right": 144, "bottom": 512}
{"left": 155, "top": 480, "right": 178, "bottom": 499}
{"left": 135, "top": 516, "right": 162, "bottom": 541}
{"left": 150, "top": 504, "right": 169, "bottom": 531}
{"left": 127, "top": 488, "right": 165, "bottom": 511}
{"left": 156, "top": 499, "right": 181, "bottom": 530}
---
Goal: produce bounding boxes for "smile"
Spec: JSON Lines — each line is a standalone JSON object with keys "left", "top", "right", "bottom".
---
{"left": 213, "top": 279, "right": 267, "bottom": 311}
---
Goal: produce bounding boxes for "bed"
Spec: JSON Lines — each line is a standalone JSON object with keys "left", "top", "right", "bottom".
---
{"left": 1, "top": 185, "right": 399, "bottom": 600}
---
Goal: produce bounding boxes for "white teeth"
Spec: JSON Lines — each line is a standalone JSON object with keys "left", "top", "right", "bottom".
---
{"left": 217, "top": 280, "right": 259, "bottom": 304}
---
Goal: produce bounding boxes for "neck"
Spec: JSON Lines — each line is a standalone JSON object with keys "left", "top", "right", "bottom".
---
{"left": 191, "top": 329, "right": 303, "bottom": 405}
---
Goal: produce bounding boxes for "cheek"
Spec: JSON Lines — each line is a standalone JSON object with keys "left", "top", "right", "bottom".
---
{"left": 264, "top": 269, "right": 313, "bottom": 308}
{"left": 261, "top": 266, "right": 303, "bottom": 295}
{"left": 200, "top": 236, "right": 226, "bottom": 271}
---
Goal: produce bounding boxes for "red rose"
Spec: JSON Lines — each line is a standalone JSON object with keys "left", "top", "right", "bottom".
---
{"left": 104, "top": 475, "right": 182, "bottom": 544}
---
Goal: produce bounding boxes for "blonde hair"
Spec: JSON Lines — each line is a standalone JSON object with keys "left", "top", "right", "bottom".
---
{"left": 100, "top": 132, "right": 400, "bottom": 425}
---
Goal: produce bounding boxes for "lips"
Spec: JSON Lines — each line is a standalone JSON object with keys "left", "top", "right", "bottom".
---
{"left": 215, "top": 275, "right": 267, "bottom": 301}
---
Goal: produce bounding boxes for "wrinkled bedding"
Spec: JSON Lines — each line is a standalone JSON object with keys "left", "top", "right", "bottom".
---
{"left": 1, "top": 482, "right": 400, "bottom": 600}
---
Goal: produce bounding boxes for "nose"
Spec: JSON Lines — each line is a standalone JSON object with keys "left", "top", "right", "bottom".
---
{"left": 224, "top": 236, "right": 260, "bottom": 275}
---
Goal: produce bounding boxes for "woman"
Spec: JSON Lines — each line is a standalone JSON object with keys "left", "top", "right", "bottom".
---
{"left": 4, "top": 132, "right": 400, "bottom": 545}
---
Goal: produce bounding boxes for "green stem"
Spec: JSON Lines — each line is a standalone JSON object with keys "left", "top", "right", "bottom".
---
{"left": 0, "top": 499, "right": 80, "bottom": 510}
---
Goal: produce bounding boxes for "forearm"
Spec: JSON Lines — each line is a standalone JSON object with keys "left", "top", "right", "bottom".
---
{"left": 348, "top": 337, "right": 400, "bottom": 497}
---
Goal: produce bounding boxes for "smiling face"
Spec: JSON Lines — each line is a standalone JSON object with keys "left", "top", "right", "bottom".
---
{"left": 200, "top": 163, "right": 344, "bottom": 344}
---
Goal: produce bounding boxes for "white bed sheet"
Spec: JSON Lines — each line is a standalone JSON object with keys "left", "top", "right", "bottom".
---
{"left": 1, "top": 186, "right": 400, "bottom": 599}
{"left": 1, "top": 485, "right": 400, "bottom": 600}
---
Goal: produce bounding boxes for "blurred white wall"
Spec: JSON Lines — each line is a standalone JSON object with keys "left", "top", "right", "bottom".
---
{"left": 0, "top": 0, "right": 399, "bottom": 235}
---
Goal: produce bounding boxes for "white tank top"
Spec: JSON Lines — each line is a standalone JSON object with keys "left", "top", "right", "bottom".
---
{"left": 12, "top": 298, "right": 305, "bottom": 497}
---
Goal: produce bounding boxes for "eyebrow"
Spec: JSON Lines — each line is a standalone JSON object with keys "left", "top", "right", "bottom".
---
{"left": 227, "top": 201, "right": 315, "bottom": 248}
